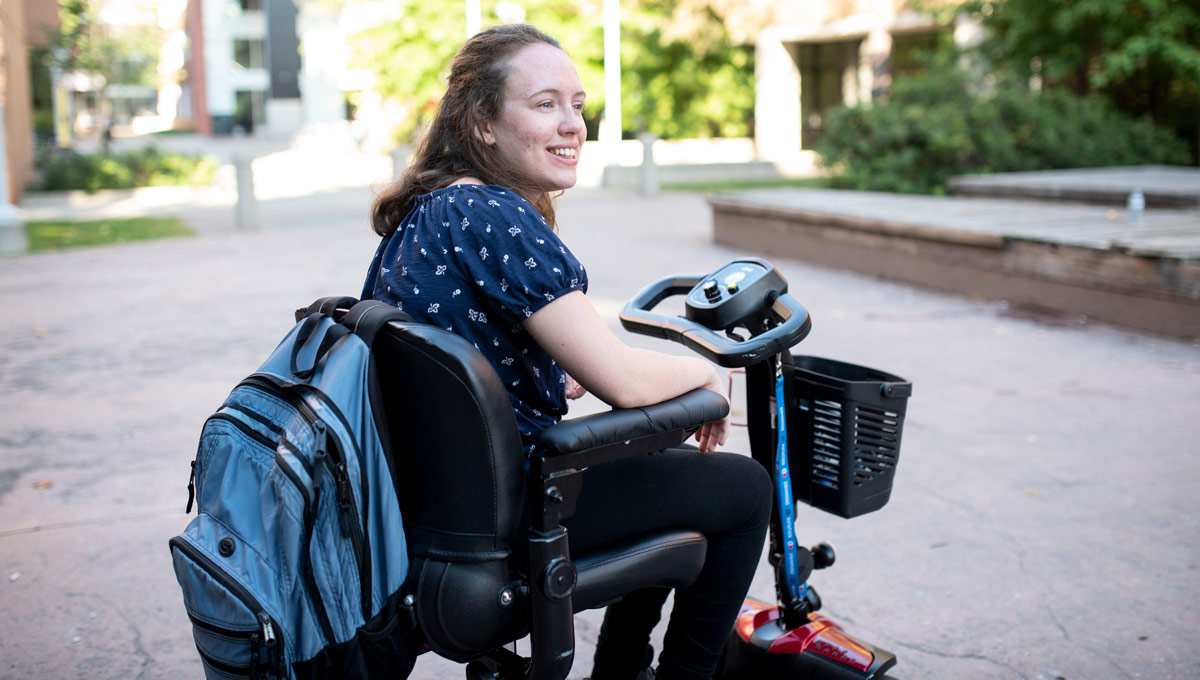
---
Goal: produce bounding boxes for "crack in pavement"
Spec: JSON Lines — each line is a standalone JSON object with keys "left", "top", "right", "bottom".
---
{"left": 97, "top": 594, "right": 154, "bottom": 680}
{"left": 890, "top": 639, "right": 1030, "bottom": 678}
{"left": 0, "top": 508, "right": 183, "bottom": 538}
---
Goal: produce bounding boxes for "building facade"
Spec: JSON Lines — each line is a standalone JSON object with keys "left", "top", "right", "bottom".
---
{"left": 180, "top": 0, "right": 356, "bottom": 138}
{"left": 754, "top": 0, "right": 977, "bottom": 163}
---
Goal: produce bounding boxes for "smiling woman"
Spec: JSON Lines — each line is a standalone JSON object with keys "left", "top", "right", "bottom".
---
{"left": 361, "top": 24, "right": 770, "bottom": 680}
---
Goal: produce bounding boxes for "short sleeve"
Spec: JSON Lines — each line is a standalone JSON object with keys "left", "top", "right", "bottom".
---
{"left": 444, "top": 187, "right": 588, "bottom": 324}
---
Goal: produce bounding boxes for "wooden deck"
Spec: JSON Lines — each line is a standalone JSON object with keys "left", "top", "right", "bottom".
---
{"left": 709, "top": 184, "right": 1200, "bottom": 338}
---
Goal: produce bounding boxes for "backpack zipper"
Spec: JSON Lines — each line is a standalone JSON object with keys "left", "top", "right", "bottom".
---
{"left": 290, "top": 381, "right": 375, "bottom": 619}
{"left": 169, "top": 537, "right": 284, "bottom": 679}
{"left": 237, "top": 375, "right": 373, "bottom": 619}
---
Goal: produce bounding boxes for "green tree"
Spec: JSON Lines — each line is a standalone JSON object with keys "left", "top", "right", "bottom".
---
{"left": 964, "top": 0, "right": 1200, "bottom": 163}
{"left": 347, "top": 0, "right": 753, "bottom": 143}
{"left": 52, "top": 0, "right": 159, "bottom": 88}
{"left": 620, "top": 1, "right": 754, "bottom": 139}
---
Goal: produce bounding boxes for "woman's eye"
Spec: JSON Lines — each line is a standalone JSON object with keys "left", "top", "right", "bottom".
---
{"left": 573, "top": 103, "right": 585, "bottom": 113}
{"left": 538, "top": 101, "right": 554, "bottom": 109}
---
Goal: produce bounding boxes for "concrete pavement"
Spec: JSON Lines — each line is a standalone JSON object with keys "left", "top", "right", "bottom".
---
{"left": 2, "top": 155, "right": 1199, "bottom": 679}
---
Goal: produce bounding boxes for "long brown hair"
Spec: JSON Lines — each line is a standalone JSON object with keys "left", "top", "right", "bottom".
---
{"left": 371, "top": 24, "right": 564, "bottom": 238}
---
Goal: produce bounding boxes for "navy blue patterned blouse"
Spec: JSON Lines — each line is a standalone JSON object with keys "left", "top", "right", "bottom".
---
{"left": 361, "top": 184, "right": 589, "bottom": 452}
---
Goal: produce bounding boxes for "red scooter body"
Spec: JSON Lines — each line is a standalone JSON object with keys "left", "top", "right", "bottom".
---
{"left": 715, "top": 599, "right": 897, "bottom": 679}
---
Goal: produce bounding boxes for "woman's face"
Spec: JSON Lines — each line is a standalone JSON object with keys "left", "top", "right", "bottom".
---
{"left": 479, "top": 42, "right": 586, "bottom": 193}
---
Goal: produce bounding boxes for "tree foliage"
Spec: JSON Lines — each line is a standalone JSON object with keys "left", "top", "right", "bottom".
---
{"left": 620, "top": 1, "right": 754, "bottom": 139}
{"left": 347, "top": 0, "right": 754, "bottom": 142}
{"left": 964, "top": 0, "right": 1200, "bottom": 163}
{"left": 52, "top": 0, "right": 159, "bottom": 87}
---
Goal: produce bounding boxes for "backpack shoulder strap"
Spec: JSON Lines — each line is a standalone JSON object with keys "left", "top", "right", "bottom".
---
{"left": 295, "top": 296, "right": 359, "bottom": 323}
{"left": 342, "top": 300, "right": 413, "bottom": 348}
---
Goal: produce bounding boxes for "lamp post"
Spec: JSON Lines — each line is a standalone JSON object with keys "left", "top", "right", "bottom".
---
{"left": 601, "top": 0, "right": 621, "bottom": 169}
{"left": 0, "top": 98, "right": 28, "bottom": 255}
{"left": 466, "top": 0, "right": 481, "bottom": 39}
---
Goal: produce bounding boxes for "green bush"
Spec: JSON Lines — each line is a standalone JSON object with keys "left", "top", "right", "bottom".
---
{"left": 815, "top": 69, "right": 1192, "bottom": 194}
{"left": 36, "top": 145, "right": 218, "bottom": 193}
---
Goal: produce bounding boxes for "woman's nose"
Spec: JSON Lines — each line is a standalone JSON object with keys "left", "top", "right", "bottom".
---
{"left": 560, "top": 110, "right": 585, "bottom": 138}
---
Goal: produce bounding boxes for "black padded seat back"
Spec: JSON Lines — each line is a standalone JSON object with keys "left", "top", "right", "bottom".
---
{"left": 372, "top": 321, "right": 526, "bottom": 561}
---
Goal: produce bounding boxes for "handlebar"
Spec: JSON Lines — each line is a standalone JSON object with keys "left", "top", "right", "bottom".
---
{"left": 619, "top": 272, "right": 812, "bottom": 368}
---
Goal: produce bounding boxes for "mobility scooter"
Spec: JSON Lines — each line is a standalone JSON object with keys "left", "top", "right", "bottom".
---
{"left": 226, "top": 257, "right": 912, "bottom": 680}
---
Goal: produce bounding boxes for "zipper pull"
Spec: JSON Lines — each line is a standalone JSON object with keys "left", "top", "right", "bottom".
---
{"left": 257, "top": 612, "right": 280, "bottom": 680}
{"left": 185, "top": 460, "right": 197, "bottom": 514}
{"left": 312, "top": 422, "right": 327, "bottom": 461}
{"left": 258, "top": 611, "right": 277, "bottom": 647}
{"left": 249, "top": 629, "right": 260, "bottom": 678}
{"left": 335, "top": 462, "right": 353, "bottom": 537}
{"left": 311, "top": 422, "right": 328, "bottom": 486}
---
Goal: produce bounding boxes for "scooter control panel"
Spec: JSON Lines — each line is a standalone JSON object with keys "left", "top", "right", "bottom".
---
{"left": 685, "top": 259, "right": 788, "bottom": 331}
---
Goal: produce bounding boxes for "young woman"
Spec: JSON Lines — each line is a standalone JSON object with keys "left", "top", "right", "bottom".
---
{"left": 362, "top": 24, "right": 770, "bottom": 680}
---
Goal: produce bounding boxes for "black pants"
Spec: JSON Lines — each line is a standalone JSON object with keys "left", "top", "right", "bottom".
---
{"left": 563, "top": 448, "right": 772, "bottom": 680}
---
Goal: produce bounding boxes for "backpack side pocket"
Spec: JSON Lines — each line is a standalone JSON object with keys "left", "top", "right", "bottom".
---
{"left": 170, "top": 526, "right": 285, "bottom": 679}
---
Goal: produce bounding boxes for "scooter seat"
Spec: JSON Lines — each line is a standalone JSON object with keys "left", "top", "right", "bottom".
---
{"left": 572, "top": 529, "right": 707, "bottom": 611}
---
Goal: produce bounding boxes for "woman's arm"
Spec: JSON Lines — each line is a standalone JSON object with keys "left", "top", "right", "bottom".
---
{"left": 523, "top": 290, "right": 730, "bottom": 452}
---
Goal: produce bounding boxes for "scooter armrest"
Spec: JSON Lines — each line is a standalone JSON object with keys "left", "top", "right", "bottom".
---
{"left": 533, "top": 388, "right": 729, "bottom": 476}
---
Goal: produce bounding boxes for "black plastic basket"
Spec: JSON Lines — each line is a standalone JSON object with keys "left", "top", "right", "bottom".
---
{"left": 789, "top": 356, "right": 912, "bottom": 519}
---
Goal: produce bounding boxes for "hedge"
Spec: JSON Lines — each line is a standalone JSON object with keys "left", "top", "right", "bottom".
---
{"left": 815, "top": 68, "right": 1192, "bottom": 195}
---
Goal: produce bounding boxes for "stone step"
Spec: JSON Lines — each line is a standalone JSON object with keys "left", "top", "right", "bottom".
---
{"left": 947, "top": 165, "right": 1200, "bottom": 209}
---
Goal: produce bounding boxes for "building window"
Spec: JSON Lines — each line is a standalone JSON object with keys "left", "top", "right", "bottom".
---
{"left": 795, "top": 41, "right": 860, "bottom": 150}
{"left": 233, "top": 39, "right": 264, "bottom": 70}
{"left": 235, "top": 90, "right": 266, "bottom": 131}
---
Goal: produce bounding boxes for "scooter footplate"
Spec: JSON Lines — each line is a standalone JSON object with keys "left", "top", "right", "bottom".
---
{"left": 715, "top": 600, "right": 897, "bottom": 679}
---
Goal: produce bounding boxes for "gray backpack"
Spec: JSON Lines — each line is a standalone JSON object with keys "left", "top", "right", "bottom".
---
{"left": 170, "top": 298, "right": 414, "bottom": 679}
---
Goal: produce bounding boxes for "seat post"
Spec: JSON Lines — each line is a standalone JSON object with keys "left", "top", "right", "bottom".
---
{"left": 526, "top": 471, "right": 584, "bottom": 680}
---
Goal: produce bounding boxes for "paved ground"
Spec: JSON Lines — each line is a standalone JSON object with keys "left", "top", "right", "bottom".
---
{"left": 2, "top": 149, "right": 1200, "bottom": 679}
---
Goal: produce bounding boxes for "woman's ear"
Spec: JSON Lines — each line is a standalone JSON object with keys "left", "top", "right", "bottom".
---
{"left": 474, "top": 122, "right": 496, "bottom": 145}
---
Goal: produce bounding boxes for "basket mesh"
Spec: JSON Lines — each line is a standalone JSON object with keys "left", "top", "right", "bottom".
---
{"left": 809, "top": 399, "right": 843, "bottom": 489}
{"left": 852, "top": 404, "right": 900, "bottom": 484}
{"left": 800, "top": 400, "right": 902, "bottom": 491}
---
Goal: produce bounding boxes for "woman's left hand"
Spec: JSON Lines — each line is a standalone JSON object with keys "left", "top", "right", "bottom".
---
{"left": 693, "top": 369, "right": 731, "bottom": 453}
{"left": 565, "top": 373, "right": 587, "bottom": 400}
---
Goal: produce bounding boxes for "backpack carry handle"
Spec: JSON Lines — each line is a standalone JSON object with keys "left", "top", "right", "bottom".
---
{"left": 289, "top": 296, "right": 358, "bottom": 379}
{"left": 290, "top": 314, "right": 329, "bottom": 379}
{"left": 289, "top": 298, "right": 411, "bottom": 379}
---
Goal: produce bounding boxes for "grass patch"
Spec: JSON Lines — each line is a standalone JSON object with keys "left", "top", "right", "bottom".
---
{"left": 26, "top": 217, "right": 196, "bottom": 252}
{"left": 662, "top": 176, "right": 835, "bottom": 193}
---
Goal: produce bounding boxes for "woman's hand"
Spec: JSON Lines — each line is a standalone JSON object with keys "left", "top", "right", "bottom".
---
{"left": 694, "top": 368, "right": 730, "bottom": 453}
{"left": 564, "top": 373, "right": 587, "bottom": 400}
